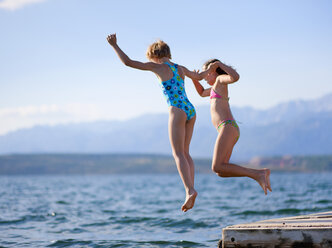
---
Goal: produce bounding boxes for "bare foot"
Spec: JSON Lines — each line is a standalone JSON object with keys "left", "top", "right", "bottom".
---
{"left": 256, "top": 169, "right": 271, "bottom": 195}
{"left": 266, "top": 169, "right": 272, "bottom": 192}
{"left": 181, "top": 190, "right": 197, "bottom": 212}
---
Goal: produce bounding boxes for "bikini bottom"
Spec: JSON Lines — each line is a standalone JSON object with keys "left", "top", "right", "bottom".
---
{"left": 217, "top": 119, "right": 240, "bottom": 142}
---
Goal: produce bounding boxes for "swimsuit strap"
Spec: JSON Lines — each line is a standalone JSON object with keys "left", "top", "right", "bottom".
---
{"left": 164, "top": 62, "right": 179, "bottom": 77}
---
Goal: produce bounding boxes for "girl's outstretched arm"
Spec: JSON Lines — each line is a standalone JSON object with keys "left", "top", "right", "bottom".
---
{"left": 216, "top": 61, "right": 240, "bottom": 84}
{"left": 182, "top": 62, "right": 218, "bottom": 81}
{"left": 107, "top": 33, "right": 158, "bottom": 72}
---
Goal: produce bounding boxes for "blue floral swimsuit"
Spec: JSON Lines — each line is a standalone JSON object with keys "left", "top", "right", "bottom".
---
{"left": 160, "top": 62, "right": 196, "bottom": 120}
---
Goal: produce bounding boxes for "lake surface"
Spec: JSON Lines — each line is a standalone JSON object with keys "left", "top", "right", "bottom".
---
{"left": 0, "top": 172, "right": 331, "bottom": 247}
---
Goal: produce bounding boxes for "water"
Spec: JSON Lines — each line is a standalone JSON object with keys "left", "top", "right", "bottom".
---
{"left": 0, "top": 172, "right": 331, "bottom": 247}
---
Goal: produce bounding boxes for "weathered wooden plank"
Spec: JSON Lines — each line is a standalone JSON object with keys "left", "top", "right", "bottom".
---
{"left": 221, "top": 211, "right": 332, "bottom": 248}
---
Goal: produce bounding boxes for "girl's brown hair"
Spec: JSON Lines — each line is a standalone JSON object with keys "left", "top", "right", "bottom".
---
{"left": 146, "top": 40, "right": 172, "bottom": 60}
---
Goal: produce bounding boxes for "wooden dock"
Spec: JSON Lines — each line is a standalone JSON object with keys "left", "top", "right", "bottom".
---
{"left": 220, "top": 211, "right": 332, "bottom": 248}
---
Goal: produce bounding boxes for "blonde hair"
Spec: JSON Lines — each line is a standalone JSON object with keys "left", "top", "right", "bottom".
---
{"left": 146, "top": 40, "right": 172, "bottom": 60}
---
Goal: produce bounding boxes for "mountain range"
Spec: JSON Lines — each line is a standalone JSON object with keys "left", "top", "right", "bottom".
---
{"left": 1, "top": 93, "right": 331, "bottom": 161}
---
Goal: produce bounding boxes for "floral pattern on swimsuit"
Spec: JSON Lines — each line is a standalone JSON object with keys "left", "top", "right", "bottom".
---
{"left": 159, "top": 62, "right": 196, "bottom": 120}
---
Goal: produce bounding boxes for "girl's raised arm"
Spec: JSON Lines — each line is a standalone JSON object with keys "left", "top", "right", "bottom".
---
{"left": 216, "top": 61, "right": 240, "bottom": 84}
{"left": 107, "top": 33, "right": 158, "bottom": 72}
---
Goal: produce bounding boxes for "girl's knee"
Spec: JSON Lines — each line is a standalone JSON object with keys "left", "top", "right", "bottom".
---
{"left": 184, "top": 151, "right": 191, "bottom": 160}
{"left": 172, "top": 150, "right": 185, "bottom": 159}
{"left": 211, "top": 162, "right": 219, "bottom": 173}
{"left": 211, "top": 163, "right": 226, "bottom": 177}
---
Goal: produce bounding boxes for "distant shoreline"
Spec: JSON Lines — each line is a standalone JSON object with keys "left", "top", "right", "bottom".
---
{"left": 0, "top": 153, "right": 331, "bottom": 175}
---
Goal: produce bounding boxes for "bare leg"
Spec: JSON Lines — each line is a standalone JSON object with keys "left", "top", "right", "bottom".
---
{"left": 183, "top": 114, "right": 197, "bottom": 211}
{"left": 184, "top": 114, "right": 196, "bottom": 185}
{"left": 212, "top": 124, "right": 272, "bottom": 195}
{"left": 168, "top": 107, "right": 197, "bottom": 211}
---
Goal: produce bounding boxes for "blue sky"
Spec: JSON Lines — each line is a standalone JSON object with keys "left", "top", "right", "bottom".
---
{"left": 1, "top": 0, "right": 332, "bottom": 134}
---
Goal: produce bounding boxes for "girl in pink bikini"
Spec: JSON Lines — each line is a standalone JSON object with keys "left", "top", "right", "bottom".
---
{"left": 107, "top": 34, "right": 218, "bottom": 211}
{"left": 192, "top": 59, "right": 272, "bottom": 195}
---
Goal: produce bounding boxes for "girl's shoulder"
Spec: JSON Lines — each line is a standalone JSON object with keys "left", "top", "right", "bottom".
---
{"left": 216, "top": 74, "right": 230, "bottom": 84}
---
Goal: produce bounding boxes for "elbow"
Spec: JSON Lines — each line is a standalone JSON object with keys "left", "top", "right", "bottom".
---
{"left": 122, "top": 56, "right": 133, "bottom": 67}
{"left": 195, "top": 89, "right": 204, "bottom": 97}
{"left": 233, "top": 73, "right": 240, "bottom": 82}
{"left": 199, "top": 89, "right": 206, "bottom": 97}
{"left": 124, "top": 60, "right": 131, "bottom": 66}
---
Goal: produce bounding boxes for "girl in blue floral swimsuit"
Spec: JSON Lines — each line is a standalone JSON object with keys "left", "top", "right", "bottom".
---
{"left": 107, "top": 33, "right": 217, "bottom": 212}
{"left": 160, "top": 62, "right": 196, "bottom": 120}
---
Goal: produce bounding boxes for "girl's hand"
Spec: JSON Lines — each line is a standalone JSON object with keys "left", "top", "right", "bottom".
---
{"left": 107, "top": 33, "right": 117, "bottom": 46}
{"left": 209, "top": 61, "right": 219, "bottom": 71}
{"left": 193, "top": 69, "right": 200, "bottom": 79}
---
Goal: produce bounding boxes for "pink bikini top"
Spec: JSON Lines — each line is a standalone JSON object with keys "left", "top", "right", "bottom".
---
{"left": 210, "top": 88, "right": 230, "bottom": 101}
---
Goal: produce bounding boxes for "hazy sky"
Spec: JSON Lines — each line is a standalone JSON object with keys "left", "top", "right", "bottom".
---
{"left": 1, "top": 0, "right": 332, "bottom": 135}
